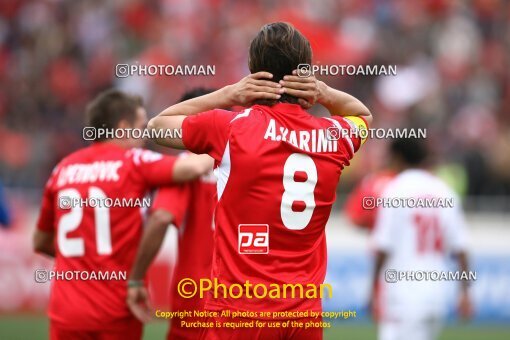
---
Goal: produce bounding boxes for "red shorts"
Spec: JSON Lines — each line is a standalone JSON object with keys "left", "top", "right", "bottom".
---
{"left": 50, "top": 319, "right": 143, "bottom": 340}
{"left": 198, "top": 316, "right": 323, "bottom": 340}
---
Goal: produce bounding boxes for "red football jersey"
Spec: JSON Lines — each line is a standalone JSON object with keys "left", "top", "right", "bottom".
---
{"left": 181, "top": 103, "right": 366, "bottom": 314}
{"left": 344, "top": 171, "right": 396, "bottom": 230}
{"left": 36, "top": 142, "right": 177, "bottom": 330}
{"left": 151, "top": 168, "right": 216, "bottom": 339}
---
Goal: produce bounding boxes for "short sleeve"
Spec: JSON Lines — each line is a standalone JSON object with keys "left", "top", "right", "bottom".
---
{"left": 128, "top": 149, "right": 177, "bottom": 188}
{"left": 327, "top": 115, "right": 369, "bottom": 159}
{"left": 181, "top": 109, "right": 237, "bottom": 161}
{"left": 151, "top": 184, "right": 190, "bottom": 229}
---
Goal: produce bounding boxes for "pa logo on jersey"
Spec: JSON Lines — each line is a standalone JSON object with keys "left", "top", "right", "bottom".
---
{"left": 238, "top": 224, "right": 269, "bottom": 254}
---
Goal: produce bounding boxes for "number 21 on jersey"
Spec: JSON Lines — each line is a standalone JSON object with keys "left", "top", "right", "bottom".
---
{"left": 57, "top": 187, "right": 112, "bottom": 257}
{"left": 414, "top": 213, "right": 443, "bottom": 253}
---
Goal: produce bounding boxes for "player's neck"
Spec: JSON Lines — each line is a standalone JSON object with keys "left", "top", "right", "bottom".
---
{"left": 399, "top": 166, "right": 428, "bottom": 174}
{"left": 95, "top": 139, "right": 131, "bottom": 149}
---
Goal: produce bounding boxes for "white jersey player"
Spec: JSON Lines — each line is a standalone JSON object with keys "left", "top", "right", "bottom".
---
{"left": 370, "top": 137, "right": 473, "bottom": 340}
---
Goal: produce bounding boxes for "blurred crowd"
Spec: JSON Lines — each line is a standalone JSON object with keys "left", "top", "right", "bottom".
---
{"left": 0, "top": 0, "right": 509, "bottom": 209}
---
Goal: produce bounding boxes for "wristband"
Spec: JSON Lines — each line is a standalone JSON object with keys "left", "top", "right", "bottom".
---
{"left": 127, "top": 280, "right": 144, "bottom": 288}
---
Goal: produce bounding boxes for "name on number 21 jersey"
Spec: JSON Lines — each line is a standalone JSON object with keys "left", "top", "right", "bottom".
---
{"left": 181, "top": 103, "right": 367, "bottom": 313}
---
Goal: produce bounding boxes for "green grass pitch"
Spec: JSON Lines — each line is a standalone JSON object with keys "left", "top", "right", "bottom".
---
{"left": 0, "top": 315, "right": 509, "bottom": 340}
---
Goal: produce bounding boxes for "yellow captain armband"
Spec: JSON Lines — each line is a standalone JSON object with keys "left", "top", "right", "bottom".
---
{"left": 344, "top": 116, "right": 368, "bottom": 145}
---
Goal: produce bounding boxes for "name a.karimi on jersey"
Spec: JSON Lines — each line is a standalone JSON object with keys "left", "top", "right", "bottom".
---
{"left": 264, "top": 118, "right": 341, "bottom": 153}
{"left": 264, "top": 118, "right": 426, "bottom": 153}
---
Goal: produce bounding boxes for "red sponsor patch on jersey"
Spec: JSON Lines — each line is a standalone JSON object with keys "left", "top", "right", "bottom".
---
{"left": 238, "top": 224, "right": 269, "bottom": 254}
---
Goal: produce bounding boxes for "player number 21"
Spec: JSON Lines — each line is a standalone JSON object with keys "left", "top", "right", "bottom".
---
{"left": 281, "top": 153, "right": 318, "bottom": 230}
{"left": 57, "top": 187, "right": 112, "bottom": 257}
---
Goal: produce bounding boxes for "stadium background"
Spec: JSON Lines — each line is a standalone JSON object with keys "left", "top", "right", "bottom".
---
{"left": 0, "top": 0, "right": 509, "bottom": 339}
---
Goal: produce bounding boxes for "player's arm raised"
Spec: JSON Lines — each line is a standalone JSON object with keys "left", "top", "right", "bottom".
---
{"left": 280, "top": 71, "right": 372, "bottom": 125}
{"left": 148, "top": 72, "right": 283, "bottom": 148}
{"left": 172, "top": 154, "right": 214, "bottom": 182}
{"left": 136, "top": 151, "right": 213, "bottom": 186}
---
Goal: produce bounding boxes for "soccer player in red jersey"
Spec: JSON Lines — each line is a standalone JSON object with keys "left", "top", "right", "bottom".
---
{"left": 344, "top": 170, "right": 396, "bottom": 230}
{"left": 148, "top": 22, "right": 372, "bottom": 339}
{"left": 33, "top": 90, "right": 212, "bottom": 340}
{"left": 126, "top": 89, "right": 218, "bottom": 340}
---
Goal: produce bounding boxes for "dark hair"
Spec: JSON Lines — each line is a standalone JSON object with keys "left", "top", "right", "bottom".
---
{"left": 390, "top": 137, "right": 428, "bottom": 166}
{"left": 178, "top": 88, "right": 215, "bottom": 102}
{"left": 249, "top": 22, "right": 312, "bottom": 104}
{"left": 85, "top": 89, "right": 143, "bottom": 141}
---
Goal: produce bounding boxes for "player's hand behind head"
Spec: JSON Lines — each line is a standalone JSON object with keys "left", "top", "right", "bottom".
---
{"left": 127, "top": 286, "right": 153, "bottom": 323}
{"left": 227, "top": 72, "right": 284, "bottom": 107}
{"left": 280, "top": 70, "right": 325, "bottom": 110}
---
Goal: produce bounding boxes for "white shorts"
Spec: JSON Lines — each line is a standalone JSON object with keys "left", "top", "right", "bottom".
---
{"left": 378, "top": 317, "right": 443, "bottom": 340}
